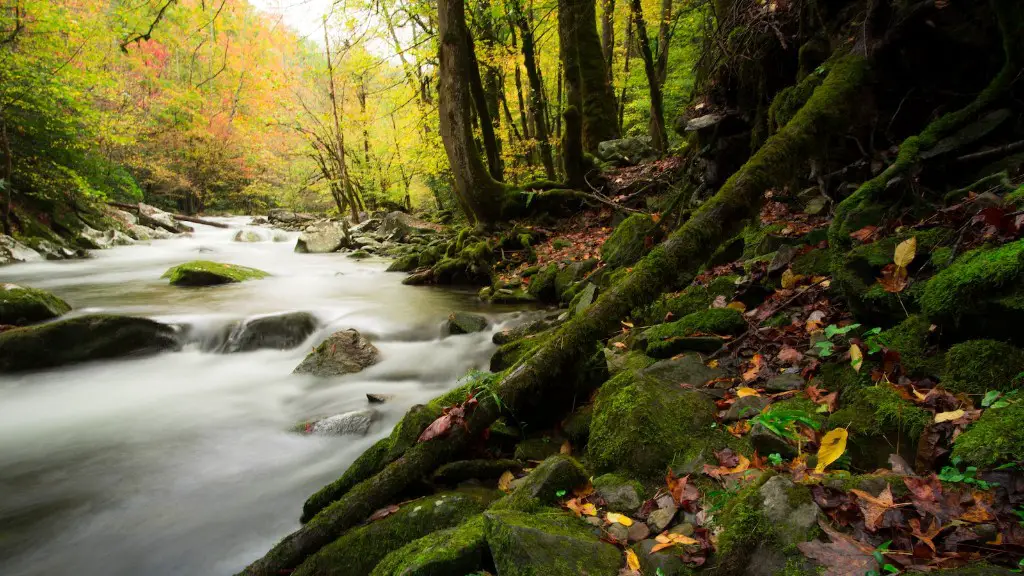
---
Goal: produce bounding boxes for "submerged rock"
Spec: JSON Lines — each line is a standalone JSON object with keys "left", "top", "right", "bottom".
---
{"left": 0, "top": 234, "right": 43, "bottom": 265}
{"left": 233, "top": 229, "right": 265, "bottom": 242}
{"left": 162, "top": 260, "right": 269, "bottom": 286}
{"left": 219, "top": 311, "right": 319, "bottom": 353}
{"left": 0, "top": 314, "right": 180, "bottom": 372}
{"left": 0, "top": 284, "right": 71, "bottom": 326}
{"left": 447, "top": 311, "right": 488, "bottom": 335}
{"left": 293, "top": 328, "right": 380, "bottom": 376}
{"left": 294, "top": 222, "right": 350, "bottom": 253}
{"left": 305, "top": 409, "right": 377, "bottom": 436}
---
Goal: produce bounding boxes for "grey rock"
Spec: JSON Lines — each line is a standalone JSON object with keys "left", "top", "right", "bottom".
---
{"left": 685, "top": 113, "right": 725, "bottom": 131}
{"left": 271, "top": 231, "right": 289, "bottom": 243}
{"left": 573, "top": 283, "right": 597, "bottom": 316}
{"left": 646, "top": 504, "right": 678, "bottom": 532}
{"left": 766, "top": 372, "right": 804, "bottom": 392}
{"left": 627, "top": 521, "right": 650, "bottom": 543}
{"left": 751, "top": 422, "right": 798, "bottom": 459}
{"left": 220, "top": 311, "right": 319, "bottom": 353}
{"left": 293, "top": 328, "right": 380, "bottom": 376}
{"left": 30, "top": 239, "right": 78, "bottom": 260}
{"left": 607, "top": 523, "right": 630, "bottom": 542}
{"left": 103, "top": 229, "right": 135, "bottom": 246}
{"left": 366, "top": 393, "right": 395, "bottom": 404}
{"left": 138, "top": 203, "right": 189, "bottom": 233}
{"left": 758, "top": 475, "right": 821, "bottom": 545}
{"left": 596, "top": 136, "right": 658, "bottom": 166}
{"left": 723, "top": 395, "right": 770, "bottom": 422}
{"left": 633, "top": 538, "right": 690, "bottom": 575}
{"left": 294, "top": 222, "right": 350, "bottom": 253}
{"left": 448, "top": 311, "right": 488, "bottom": 335}
{"left": 233, "top": 229, "right": 266, "bottom": 242}
{"left": 594, "top": 477, "right": 642, "bottom": 512}
{"left": 309, "top": 409, "right": 376, "bottom": 436}
{"left": 641, "top": 354, "right": 724, "bottom": 387}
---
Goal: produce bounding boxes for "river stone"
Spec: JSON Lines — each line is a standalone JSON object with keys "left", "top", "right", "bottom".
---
{"left": 593, "top": 474, "right": 643, "bottom": 512}
{"left": 104, "top": 229, "right": 135, "bottom": 247}
{"left": 759, "top": 476, "right": 821, "bottom": 545}
{"left": 484, "top": 509, "right": 622, "bottom": 576}
{"left": 162, "top": 260, "right": 269, "bottom": 286}
{"left": 138, "top": 202, "right": 189, "bottom": 233}
{"left": 632, "top": 538, "right": 691, "bottom": 575}
{"left": 292, "top": 489, "right": 499, "bottom": 576}
{"left": 309, "top": 409, "right": 377, "bottom": 436}
{"left": 271, "top": 231, "right": 289, "bottom": 242}
{"left": 628, "top": 522, "right": 651, "bottom": 542}
{"left": 723, "top": 395, "right": 770, "bottom": 422}
{"left": 293, "top": 328, "right": 380, "bottom": 376}
{"left": 0, "top": 235, "right": 43, "bottom": 265}
{"left": 607, "top": 522, "right": 630, "bottom": 542}
{"left": 219, "top": 311, "right": 319, "bottom": 353}
{"left": 509, "top": 455, "right": 588, "bottom": 506}
{"left": 0, "top": 314, "right": 181, "bottom": 372}
{"left": 0, "top": 284, "right": 72, "bottom": 326}
{"left": 366, "top": 393, "right": 394, "bottom": 403}
{"left": 294, "top": 222, "right": 350, "bottom": 253}
{"left": 32, "top": 239, "right": 79, "bottom": 260}
{"left": 233, "top": 229, "right": 265, "bottom": 242}
{"left": 646, "top": 503, "right": 678, "bottom": 532}
{"left": 448, "top": 311, "right": 488, "bottom": 335}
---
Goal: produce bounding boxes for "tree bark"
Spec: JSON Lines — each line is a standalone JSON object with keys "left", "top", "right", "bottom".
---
{"left": 465, "top": 30, "right": 504, "bottom": 182}
{"left": 323, "top": 20, "right": 360, "bottom": 223}
{"left": 617, "top": 19, "right": 634, "bottom": 132}
{"left": 436, "top": 0, "right": 508, "bottom": 224}
{"left": 512, "top": 2, "right": 556, "bottom": 180}
{"left": 558, "top": 0, "right": 620, "bottom": 153}
{"left": 601, "top": 0, "right": 616, "bottom": 79}
{"left": 631, "top": 0, "right": 668, "bottom": 152}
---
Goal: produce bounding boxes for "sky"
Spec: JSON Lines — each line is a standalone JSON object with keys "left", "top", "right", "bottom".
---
{"left": 248, "top": 0, "right": 336, "bottom": 41}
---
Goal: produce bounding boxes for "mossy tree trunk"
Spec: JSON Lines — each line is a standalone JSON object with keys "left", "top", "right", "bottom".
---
{"left": 235, "top": 53, "right": 870, "bottom": 576}
{"left": 436, "top": 0, "right": 508, "bottom": 224}
{"left": 630, "top": 0, "right": 668, "bottom": 152}
{"left": 601, "top": 0, "right": 615, "bottom": 77}
{"left": 558, "top": 0, "right": 620, "bottom": 154}
{"left": 511, "top": 0, "right": 557, "bottom": 180}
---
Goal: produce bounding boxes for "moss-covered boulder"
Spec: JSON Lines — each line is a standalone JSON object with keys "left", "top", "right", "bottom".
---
{"left": 490, "top": 329, "right": 554, "bottom": 372}
{"left": 483, "top": 509, "right": 622, "bottom": 576}
{"left": 492, "top": 455, "right": 588, "bottom": 512}
{"left": 370, "top": 515, "right": 490, "bottom": 576}
{"left": 292, "top": 488, "right": 499, "bottom": 576}
{"left": 875, "top": 315, "right": 943, "bottom": 378}
{"left": 0, "top": 284, "right": 71, "bottom": 326}
{"left": 942, "top": 340, "right": 1024, "bottom": 395}
{"left": 828, "top": 384, "right": 929, "bottom": 470}
{"left": 527, "top": 262, "right": 559, "bottom": 301}
{"left": 387, "top": 252, "right": 420, "bottom": 272}
{"left": 162, "top": 260, "right": 269, "bottom": 286}
{"left": 0, "top": 314, "right": 180, "bottom": 373}
{"left": 554, "top": 259, "right": 598, "bottom": 301}
{"left": 588, "top": 359, "right": 726, "bottom": 479}
{"left": 601, "top": 213, "right": 658, "bottom": 269}
{"left": 593, "top": 473, "right": 645, "bottom": 513}
{"left": 447, "top": 311, "right": 488, "bottom": 335}
{"left": 952, "top": 402, "right": 1024, "bottom": 467}
{"left": 432, "top": 459, "right": 524, "bottom": 485}
{"left": 638, "top": 308, "right": 745, "bottom": 357}
{"left": 218, "top": 311, "right": 319, "bottom": 353}
{"left": 293, "top": 329, "right": 380, "bottom": 376}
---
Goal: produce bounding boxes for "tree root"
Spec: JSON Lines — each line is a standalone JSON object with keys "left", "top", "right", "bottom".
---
{"left": 829, "top": 0, "right": 1023, "bottom": 249}
{"left": 235, "top": 52, "right": 870, "bottom": 576}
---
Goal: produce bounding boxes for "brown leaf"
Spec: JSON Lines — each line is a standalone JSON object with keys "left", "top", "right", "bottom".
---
{"left": 797, "top": 520, "right": 877, "bottom": 576}
{"left": 908, "top": 518, "right": 943, "bottom": 554}
{"left": 743, "top": 354, "right": 764, "bottom": 382}
{"left": 778, "top": 346, "right": 804, "bottom": 364}
{"left": 877, "top": 264, "right": 909, "bottom": 293}
{"left": 849, "top": 225, "right": 880, "bottom": 243}
{"left": 849, "top": 485, "right": 903, "bottom": 531}
{"left": 368, "top": 504, "right": 400, "bottom": 522}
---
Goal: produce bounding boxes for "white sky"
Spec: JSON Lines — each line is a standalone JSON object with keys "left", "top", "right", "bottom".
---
{"left": 248, "top": 0, "right": 337, "bottom": 42}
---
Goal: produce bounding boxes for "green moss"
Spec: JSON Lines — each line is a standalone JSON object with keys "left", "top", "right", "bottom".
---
{"left": 920, "top": 240, "right": 1024, "bottom": 322}
{"left": 942, "top": 340, "right": 1024, "bottom": 395}
{"left": 561, "top": 405, "right": 593, "bottom": 445}
{"left": 162, "top": 260, "right": 269, "bottom": 286}
{"left": 640, "top": 308, "right": 746, "bottom": 347}
{"left": 293, "top": 489, "right": 499, "bottom": 576}
{"left": 387, "top": 253, "right": 420, "bottom": 272}
{"left": 1006, "top": 184, "right": 1024, "bottom": 208}
{"left": 527, "top": 263, "right": 558, "bottom": 300}
{"left": 952, "top": 401, "right": 1024, "bottom": 467}
{"left": 791, "top": 248, "right": 831, "bottom": 276}
{"left": 600, "top": 213, "right": 658, "bottom": 268}
{"left": 490, "top": 330, "right": 555, "bottom": 371}
{"left": 828, "top": 384, "right": 929, "bottom": 470}
{"left": 489, "top": 455, "right": 589, "bottom": 513}
{"left": 483, "top": 509, "right": 621, "bottom": 576}
{"left": 0, "top": 284, "right": 71, "bottom": 326}
{"left": 715, "top": 475, "right": 775, "bottom": 567}
{"left": 637, "top": 276, "right": 739, "bottom": 325}
{"left": 348, "top": 250, "right": 371, "bottom": 259}
{"left": 875, "top": 315, "right": 943, "bottom": 377}
{"left": 769, "top": 73, "right": 824, "bottom": 131}
{"left": 432, "top": 459, "right": 523, "bottom": 484}
{"left": 370, "top": 515, "right": 489, "bottom": 576}
{"left": 742, "top": 222, "right": 788, "bottom": 259}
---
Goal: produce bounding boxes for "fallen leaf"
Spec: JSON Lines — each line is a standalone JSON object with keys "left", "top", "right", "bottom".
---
{"left": 727, "top": 420, "right": 751, "bottom": 437}
{"left": 712, "top": 295, "right": 728, "bottom": 308}
{"left": 806, "top": 310, "right": 827, "bottom": 332}
{"left": 814, "top": 428, "right": 848, "bottom": 473}
{"left": 778, "top": 346, "right": 804, "bottom": 363}
{"left": 934, "top": 409, "right": 965, "bottom": 423}
{"left": 743, "top": 354, "right": 764, "bottom": 382}
{"left": 877, "top": 264, "right": 909, "bottom": 293}
{"left": 368, "top": 504, "right": 400, "bottom": 522}
{"left": 650, "top": 212, "right": 662, "bottom": 224}
{"left": 606, "top": 512, "right": 634, "bottom": 526}
{"left": 781, "top": 269, "right": 801, "bottom": 289}
{"left": 626, "top": 549, "right": 641, "bottom": 571}
{"left": 849, "top": 485, "right": 902, "bottom": 531}
{"left": 849, "top": 225, "right": 879, "bottom": 243}
{"left": 613, "top": 341, "right": 627, "bottom": 349}
{"left": 909, "top": 518, "right": 943, "bottom": 553}
{"left": 849, "top": 344, "right": 863, "bottom": 373}
{"left": 736, "top": 387, "right": 760, "bottom": 397}
{"left": 651, "top": 532, "right": 700, "bottom": 553}
{"left": 798, "top": 520, "right": 877, "bottom": 576}
{"left": 498, "top": 470, "right": 514, "bottom": 493}
{"left": 727, "top": 301, "right": 747, "bottom": 312}
{"left": 894, "top": 236, "right": 917, "bottom": 267}
{"left": 417, "top": 413, "right": 453, "bottom": 443}
{"left": 581, "top": 502, "right": 598, "bottom": 516}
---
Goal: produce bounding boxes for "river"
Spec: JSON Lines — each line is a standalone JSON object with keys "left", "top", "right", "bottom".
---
{"left": 0, "top": 217, "right": 523, "bottom": 575}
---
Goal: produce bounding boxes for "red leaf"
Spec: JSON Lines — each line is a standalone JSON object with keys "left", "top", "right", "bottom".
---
{"left": 417, "top": 413, "right": 454, "bottom": 443}
{"left": 368, "top": 504, "right": 400, "bottom": 522}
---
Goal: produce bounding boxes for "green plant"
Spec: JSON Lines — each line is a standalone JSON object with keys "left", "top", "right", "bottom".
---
{"left": 865, "top": 540, "right": 899, "bottom": 575}
{"left": 768, "top": 453, "right": 784, "bottom": 466}
{"left": 982, "top": 389, "right": 1018, "bottom": 409}
{"left": 749, "top": 409, "right": 821, "bottom": 443}
{"left": 938, "top": 457, "right": 998, "bottom": 490}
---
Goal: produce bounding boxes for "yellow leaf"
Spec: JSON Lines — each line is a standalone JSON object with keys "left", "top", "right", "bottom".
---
{"left": 650, "top": 212, "right": 662, "bottom": 224}
{"left": 736, "top": 387, "right": 760, "bottom": 397}
{"left": 781, "top": 269, "right": 797, "bottom": 289}
{"left": 560, "top": 440, "right": 572, "bottom": 455}
{"left": 606, "top": 512, "right": 634, "bottom": 526}
{"left": 707, "top": 359, "right": 720, "bottom": 368}
{"left": 621, "top": 321, "right": 635, "bottom": 329}
{"left": 934, "top": 409, "right": 965, "bottom": 423}
{"left": 894, "top": 237, "right": 917, "bottom": 268}
{"left": 850, "top": 344, "right": 863, "bottom": 373}
{"left": 612, "top": 341, "right": 627, "bottom": 350}
{"left": 498, "top": 470, "right": 514, "bottom": 493}
{"left": 727, "top": 301, "right": 747, "bottom": 312}
{"left": 580, "top": 502, "right": 597, "bottom": 516}
{"left": 814, "top": 428, "right": 848, "bottom": 473}
{"left": 625, "top": 549, "right": 641, "bottom": 571}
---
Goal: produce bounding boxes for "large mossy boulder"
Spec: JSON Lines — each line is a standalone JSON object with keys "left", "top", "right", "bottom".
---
{"left": 636, "top": 275, "right": 739, "bottom": 325}
{"left": 952, "top": 401, "right": 1024, "bottom": 467}
{"left": 295, "top": 222, "right": 350, "bottom": 253}
{"left": 162, "top": 260, "right": 269, "bottom": 286}
{"left": 942, "top": 339, "right": 1024, "bottom": 395}
{"left": 828, "top": 382, "right": 929, "bottom": 470}
{"left": 554, "top": 259, "right": 599, "bottom": 300}
{"left": 483, "top": 509, "right": 622, "bottom": 576}
{"left": 588, "top": 356, "right": 733, "bottom": 479}
{"left": 527, "top": 263, "right": 559, "bottom": 301}
{"left": 293, "top": 329, "right": 380, "bottom": 376}
{"left": 492, "top": 455, "right": 589, "bottom": 512}
{"left": 292, "top": 488, "right": 499, "bottom": 576}
{"left": 219, "top": 311, "right": 319, "bottom": 353}
{"left": 0, "top": 284, "right": 71, "bottom": 326}
{"left": 875, "top": 315, "right": 943, "bottom": 378}
{"left": 490, "top": 329, "right": 554, "bottom": 371}
{"left": 0, "top": 314, "right": 180, "bottom": 372}
{"left": 600, "top": 213, "right": 658, "bottom": 269}
{"left": 638, "top": 308, "right": 746, "bottom": 357}
{"left": 370, "top": 515, "right": 490, "bottom": 576}
{"left": 447, "top": 311, "right": 488, "bottom": 335}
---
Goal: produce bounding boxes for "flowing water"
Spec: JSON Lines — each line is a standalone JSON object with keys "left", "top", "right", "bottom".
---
{"left": 0, "top": 217, "right": 530, "bottom": 576}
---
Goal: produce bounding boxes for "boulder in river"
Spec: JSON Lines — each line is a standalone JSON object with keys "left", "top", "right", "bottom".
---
{"left": 302, "top": 409, "right": 377, "bottom": 436}
{"left": 0, "top": 314, "right": 181, "bottom": 372}
{"left": 138, "top": 203, "right": 190, "bottom": 233}
{"left": 294, "top": 222, "right": 350, "bottom": 253}
{"left": 0, "top": 284, "right": 72, "bottom": 326}
{"left": 233, "top": 229, "right": 265, "bottom": 242}
{"left": 293, "top": 328, "right": 380, "bottom": 376}
{"left": 447, "top": 311, "right": 488, "bottom": 335}
{"left": 0, "top": 234, "right": 43, "bottom": 265}
{"left": 162, "top": 260, "right": 270, "bottom": 286}
{"left": 218, "top": 311, "right": 319, "bottom": 353}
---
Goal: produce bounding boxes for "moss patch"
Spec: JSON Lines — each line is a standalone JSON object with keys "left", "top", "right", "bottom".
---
{"left": 369, "top": 515, "right": 490, "bottom": 576}
{"left": 483, "top": 509, "right": 621, "bottom": 576}
{"left": 952, "top": 401, "right": 1024, "bottom": 468}
{"left": 636, "top": 275, "right": 739, "bottom": 325}
{"left": 920, "top": 240, "right": 1024, "bottom": 322}
{"left": 162, "top": 260, "right": 269, "bottom": 286}
{"left": 639, "top": 308, "right": 746, "bottom": 354}
{"left": 601, "top": 213, "right": 658, "bottom": 269}
{"left": 876, "top": 315, "right": 943, "bottom": 378}
{"left": 0, "top": 284, "right": 71, "bottom": 326}
{"left": 943, "top": 340, "right": 1024, "bottom": 395}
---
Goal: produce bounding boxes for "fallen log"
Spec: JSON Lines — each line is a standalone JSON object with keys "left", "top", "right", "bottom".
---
{"left": 236, "top": 52, "right": 870, "bottom": 576}
{"left": 106, "top": 202, "right": 230, "bottom": 229}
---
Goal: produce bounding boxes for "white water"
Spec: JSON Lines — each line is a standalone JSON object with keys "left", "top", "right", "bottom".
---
{"left": 0, "top": 218, "right": 530, "bottom": 575}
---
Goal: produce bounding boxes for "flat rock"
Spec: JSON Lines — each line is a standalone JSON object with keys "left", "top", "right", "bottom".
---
{"left": 723, "top": 395, "right": 770, "bottom": 422}
{"left": 484, "top": 510, "right": 621, "bottom": 576}
{"left": 0, "top": 235, "right": 43, "bottom": 265}
{"left": 646, "top": 504, "right": 678, "bottom": 532}
{"left": 219, "top": 311, "right": 319, "bottom": 353}
{"left": 162, "top": 260, "right": 269, "bottom": 286}
{"left": 294, "top": 222, "right": 350, "bottom": 253}
{"left": 766, "top": 372, "right": 804, "bottom": 391}
{"left": 308, "top": 409, "right": 377, "bottom": 436}
{"left": 447, "top": 311, "right": 488, "bottom": 335}
{"left": 641, "top": 354, "right": 724, "bottom": 387}
{"left": 293, "top": 328, "right": 380, "bottom": 376}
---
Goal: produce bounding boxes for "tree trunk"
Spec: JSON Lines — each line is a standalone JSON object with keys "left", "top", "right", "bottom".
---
{"left": 558, "top": 0, "right": 620, "bottom": 153}
{"left": 465, "top": 31, "right": 504, "bottom": 182}
{"left": 631, "top": 0, "right": 667, "bottom": 152}
{"left": 324, "top": 20, "right": 360, "bottom": 224}
{"left": 601, "top": 0, "right": 615, "bottom": 79}
{"left": 617, "top": 19, "right": 634, "bottom": 132}
{"left": 508, "top": 24, "right": 531, "bottom": 142}
{"left": 436, "top": 0, "right": 508, "bottom": 224}
{"left": 513, "top": 3, "right": 556, "bottom": 180}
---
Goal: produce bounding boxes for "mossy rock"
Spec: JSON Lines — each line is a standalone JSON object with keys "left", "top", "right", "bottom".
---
{"left": 742, "top": 222, "right": 789, "bottom": 259}
{"left": 432, "top": 459, "right": 523, "bottom": 485}
{"left": 387, "top": 253, "right": 420, "bottom": 272}
{"left": 490, "top": 455, "right": 588, "bottom": 513}
{"left": 370, "top": 515, "right": 490, "bottom": 576}
{"left": 292, "top": 488, "right": 499, "bottom": 576}
{"left": 527, "top": 263, "right": 559, "bottom": 301}
{"left": 636, "top": 276, "right": 739, "bottom": 325}
{"left": 828, "top": 384, "right": 929, "bottom": 471}
{"left": 600, "top": 213, "right": 658, "bottom": 269}
{"left": 293, "top": 329, "right": 379, "bottom": 376}
{"left": 0, "top": 314, "right": 180, "bottom": 373}
{"left": 561, "top": 405, "right": 593, "bottom": 446}
{"left": 952, "top": 401, "right": 1024, "bottom": 468}
{"left": 514, "top": 437, "right": 563, "bottom": 461}
{"left": 0, "top": 284, "right": 71, "bottom": 326}
{"left": 447, "top": 311, "right": 488, "bottom": 335}
{"left": 592, "top": 473, "right": 645, "bottom": 513}
{"left": 943, "top": 340, "right": 1024, "bottom": 395}
{"left": 162, "top": 260, "right": 269, "bottom": 286}
{"left": 489, "top": 288, "right": 537, "bottom": 304}
{"left": 875, "top": 315, "right": 943, "bottom": 378}
{"left": 483, "top": 509, "right": 621, "bottom": 576}
{"left": 791, "top": 247, "right": 831, "bottom": 276}
{"left": 490, "top": 329, "right": 555, "bottom": 372}
{"left": 638, "top": 308, "right": 745, "bottom": 356}
{"left": 554, "top": 259, "right": 598, "bottom": 301}
{"left": 588, "top": 362, "right": 737, "bottom": 479}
